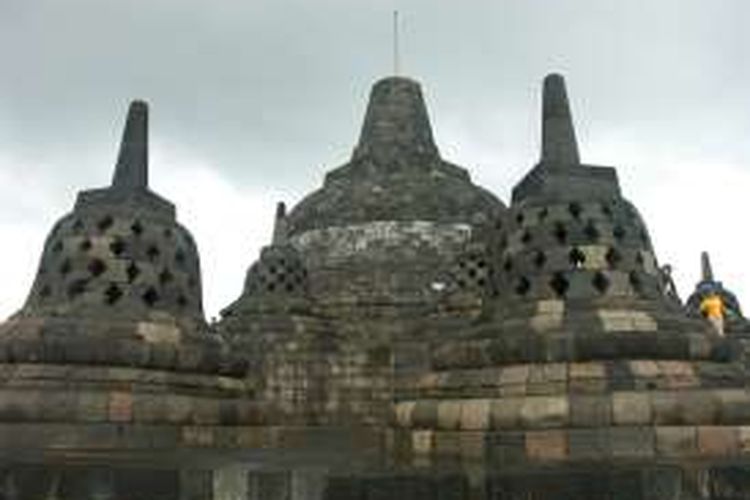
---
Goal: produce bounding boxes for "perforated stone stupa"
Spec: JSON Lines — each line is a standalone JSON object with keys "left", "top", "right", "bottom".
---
{"left": 1, "top": 74, "right": 749, "bottom": 500}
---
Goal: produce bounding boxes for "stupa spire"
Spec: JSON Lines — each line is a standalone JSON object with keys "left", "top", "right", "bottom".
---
{"left": 701, "top": 251, "right": 715, "bottom": 282}
{"left": 352, "top": 77, "right": 439, "bottom": 161}
{"left": 111, "top": 100, "right": 149, "bottom": 189}
{"left": 541, "top": 73, "right": 580, "bottom": 165}
{"left": 272, "top": 201, "right": 288, "bottom": 244}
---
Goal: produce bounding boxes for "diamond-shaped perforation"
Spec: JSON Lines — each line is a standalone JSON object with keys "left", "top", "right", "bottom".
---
{"left": 142, "top": 287, "right": 159, "bottom": 307}
{"left": 521, "top": 230, "right": 533, "bottom": 245}
{"left": 584, "top": 220, "right": 599, "bottom": 242}
{"left": 550, "top": 272, "right": 569, "bottom": 297}
{"left": 629, "top": 271, "right": 642, "bottom": 293}
{"left": 97, "top": 215, "right": 114, "bottom": 233}
{"left": 126, "top": 261, "right": 140, "bottom": 283}
{"left": 553, "top": 222, "right": 567, "bottom": 244}
{"left": 515, "top": 277, "right": 531, "bottom": 296}
{"left": 593, "top": 271, "right": 610, "bottom": 294}
{"left": 67, "top": 279, "right": 88, "bottom": 299}
{"left": 533, "top": 250, "right": 546, "bottom": 269}
{"left": 146, "top": 244, "right": 161, "bottom": 261}
{"left": 159, "top": 268, "right": 174, "bottom": 285}
{"left": 569, "top": 247, "right": 586, "bottom": 269}
{"left": 109, "top": 237, "right": 126, "bottom": 256}
{"left": 605, "top": 247, "right": 621, "bottom": 268}
{"left": 104, "top": 283, "right": 123, "bottom": 305}
{"left": 515, "top": 212, "right": 525, "bottom": 226}
{"left": 72, "top": 219, "right": 85, "bottom": 233}
{"left": 131, "top": 220, "right": 144, "bottom": 236}
{"left": 88, "top": 258, "right": 107, "bottom": 278}
{"left": 568, "top": 202, "right": 582, "bottom": 219}
{"left": 59, "top": 259, "right": 72, "bottom": 276}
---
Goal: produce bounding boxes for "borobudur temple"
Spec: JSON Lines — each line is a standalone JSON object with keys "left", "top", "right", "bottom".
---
{"left": 1, "top": 73, "right": 750, "bottom": 499}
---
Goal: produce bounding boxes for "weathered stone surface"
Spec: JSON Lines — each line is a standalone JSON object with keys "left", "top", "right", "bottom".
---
{"left": 2, "top": 71, "right": 750, "bottom": 500}
{"left": 525, "top": 430, "right": 567, "bottom": 461}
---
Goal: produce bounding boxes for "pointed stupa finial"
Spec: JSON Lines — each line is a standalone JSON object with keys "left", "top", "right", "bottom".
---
{"left": 111, "top": 100, "right": 149, "bottom": 190}
{"left": 701, "top": 251, "right": 714, "bottom": 282}
{"left": 272, "top": 201, "right": 288, "bottom": 244}
{"left": 352, "top": 77, "right": 439, "bottom": 162}
{"left": 541, "top": 73, "right": 580, "bottom": 165}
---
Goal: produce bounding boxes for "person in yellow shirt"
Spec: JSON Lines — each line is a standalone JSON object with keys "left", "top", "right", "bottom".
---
{"left": 700, "top": 293, "right": 725, "bottom": 336}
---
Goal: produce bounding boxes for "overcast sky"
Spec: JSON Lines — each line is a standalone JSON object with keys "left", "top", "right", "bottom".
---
{"left": 1, "top": 0, "right": 748, "bottom": 320}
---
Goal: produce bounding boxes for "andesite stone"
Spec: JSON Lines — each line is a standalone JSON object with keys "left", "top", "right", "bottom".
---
{"left": 2, "top": 73, "right": 750, "bottom": 500}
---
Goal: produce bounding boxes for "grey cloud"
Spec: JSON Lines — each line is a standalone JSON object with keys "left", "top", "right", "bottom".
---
{"left": 1, "top": 0, "right": 749, "bottom": 316}
{"left": 2, "top": 1, "right": 748, "bottom": 194}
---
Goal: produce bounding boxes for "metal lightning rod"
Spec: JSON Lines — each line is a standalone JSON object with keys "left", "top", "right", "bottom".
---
{"left": 393, "top": 10, "right": 400, "bottom": 76}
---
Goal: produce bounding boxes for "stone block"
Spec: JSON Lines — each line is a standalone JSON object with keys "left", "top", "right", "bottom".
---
{"left": 541, "top": 362, "right": 567, "bottom": 382}
{"left": 525, "top": 430, "right": 567, "bottom": 461}
{"left": 613, "top": 391, "right": 651, "bottom": 425}
{"left": 490, "top": 398, "right": 522, "bottom": 430}
{"left": 581, "top": 245, "right": 607, "bottom": 269}
{"left": 628, "top": 360, "right": 660, "bottom": 378}
{"left": 530, "top": 313, "right": 563, "bottom": 332}
{"left": 487, "top": 431, "right": 526, "bottom": 466}
{"left": 631, "top": 311, "right": 658, "bottom": 331}
{"left": 76, "top": 391, "right": 109, "bottom": 422}
{"left": 37, "top": 390, "right": 73, "bottom": 421}
{"left": 411, "top": 401, "right": 437, "bottom": 428}
{"left": 656, "top": 426, "right": 696, "bottom": 457}
{"left": 193, "top": 398, "right": 221, "bottom": 425}
{"left": 739, "top": 426, "right": 750, "bottom": 454}
{"left": 568, "top": 428, "right": 609, "bottom": 460}
{"left": 436, "top": 401, "right": 462, "bottom": 430}
{"left": 659, "top": 361, "right": 698, "bottom": 389}
{"left": 714, "top": 389, "right": 750, "bottom": 424}
{"left": 570, "top": 395, "right": 611, "bottom": 426}
{"left": 536, "top": 300, "right": 565, "bottom": 315}
{"left": 394, "top": 402, "right": 415, "bottom": 428}
{"left": 679, "top": 391, "right": 718, "bottom": 425}
{"left": 108, "top": 391, "right": 133, "bottom": 423}
{"left": 651, "top": 392, "right": 681, "bottom": 425}
{"left": 132, "top": 393, "right": 165, "bottom": 423}
{"left": 688, "top": 335, "right": 712, "bottom": 359}
{"left": 458, "top": 431, "right": 486, "bottom": 460}
{"left": 460, "top": 399, "right": 491, "bottom": 430}
{"left": 433, "top": 431, "right": 461, "bottom": 457}
{"left": 597, "top": 309, "right": 633, "bottom": 332}
{"left": 610, "top": 426, "right": 655, "bottom": 458}
{"left": 607, "top": 360, "right": 636, "bottom": 390}
{"left": 697, "top": 426, "right": 738, "bottom": 456}
{"left": 182, "top": 426, "right": 214, "bottom": 447}
{"left": 520, "top": 396, "right": 568, "bottom": 429}
{"left": 499, "top": 365, "right": 529, "bottom": 393}
{"left": 569, "top": 362, "right": 607, "bottom": 393}
{"left": 527, "top": 364, "right": 566, "bottom": 395}
{"left": 411, "top": 429, "right": 434, "bottom": 457}
{"left": 163, "top": 394, "right": 193, "bottom": 424}
{"left": 0, "top": 390, "right": 36, "bottom": 420}
{"left": 137, "top": 322, "right": 181, "bottom": 344}
{"left": 388, "top": 428, "right": 414, "bottom": 460}
{"left": 180, "top": 469, "right": 213, "bottom": 500}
